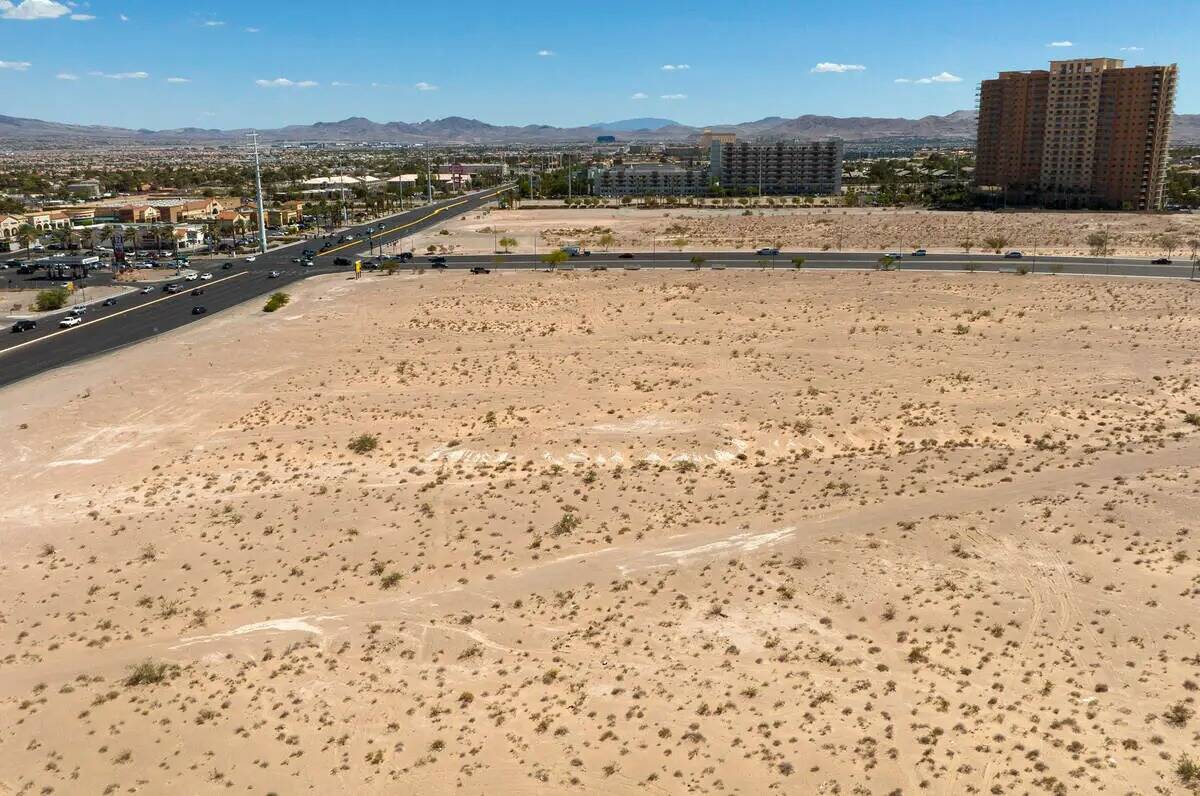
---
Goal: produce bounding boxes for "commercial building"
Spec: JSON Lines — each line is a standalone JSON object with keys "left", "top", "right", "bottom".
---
{"left": 149, "top": 198, "right": 223, "bottom": 223}
{"left": 66, "top": 179, "right": 102, "bottom": 198}
{"left": 975, "top": 57, "right": 1177, "bottom": 209}
{"left": 590, "top": 163, "right": 710, "bottom": 197}
{"left": 698, "top": 129, "right": 737, "bottom": 150}
{"left": 708, "top": 139, "right": 844, "bottom": 195}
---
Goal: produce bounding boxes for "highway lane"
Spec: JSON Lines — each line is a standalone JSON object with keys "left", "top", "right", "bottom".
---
{"left": 0, "top": 186, "right": 510, "bottom": 388}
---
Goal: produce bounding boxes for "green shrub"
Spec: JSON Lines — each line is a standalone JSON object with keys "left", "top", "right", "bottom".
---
{"left": 1178, "top": 754, "right": 1199, "bottom": 784}
{"left": 262, "top": 292, "right": 290, "bottom": 312}
{"left": 348, "top": 433, "right": 378, "bottom": 454}
{"left": 125, "top": 660, "right": 171, "bottom": 687}
{"left": 35, "top": 288, "right": 69, "bottom": 312}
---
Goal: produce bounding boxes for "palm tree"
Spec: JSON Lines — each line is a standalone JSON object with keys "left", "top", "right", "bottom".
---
{"left": 16, "top": 223, "right": 37, "bottom": 261}
{"left": 123, "top": 225, "right": 139, "bottom": 261}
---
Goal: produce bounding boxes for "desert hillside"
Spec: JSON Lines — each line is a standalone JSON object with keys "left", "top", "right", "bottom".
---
{"left": 1, "top": 269, "right": 1199, "bottom": 795}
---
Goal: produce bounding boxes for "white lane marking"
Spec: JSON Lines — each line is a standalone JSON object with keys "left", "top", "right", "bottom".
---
{"left": 0, "top": 270, "right": 248, "bottom": 357}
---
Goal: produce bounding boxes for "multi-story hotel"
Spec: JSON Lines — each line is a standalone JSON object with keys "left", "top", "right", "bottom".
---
{"left": 709, "top": 139, "right": 843, "bottom": 196}
{"left": 975, "top": 57, "right": 1177, "bottom": 210}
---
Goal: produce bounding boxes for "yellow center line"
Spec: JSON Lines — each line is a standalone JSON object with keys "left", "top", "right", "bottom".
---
{"left": 0, "top": 270, "right": 248, "bottom": 358}
{"left": 319, "top": 188, "right": 507, "bottom": 257}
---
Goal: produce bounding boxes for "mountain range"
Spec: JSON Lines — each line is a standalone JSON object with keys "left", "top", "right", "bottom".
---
{"left": 2, "top": 111, "right": 1198, "bottom": 147}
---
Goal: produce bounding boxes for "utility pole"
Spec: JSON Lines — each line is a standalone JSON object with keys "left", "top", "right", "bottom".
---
{"left": 567, "top": 153, "right": 572, "bottom": 202}
{"left": 426, "top": 156, "right": 433, "bottom": 205}
{"left": 248, "top": 132, "right": 268, "bottom": 254}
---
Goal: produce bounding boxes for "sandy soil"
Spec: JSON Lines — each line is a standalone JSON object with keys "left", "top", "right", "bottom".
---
{"left": 416, "top": 205, "right": 1200, "bottom": 259}
{"left": 1, "top": 284, "right": 130, "bottom": 317}
{"left": 1, "top": 269, "right": 1199, "bottom": 795}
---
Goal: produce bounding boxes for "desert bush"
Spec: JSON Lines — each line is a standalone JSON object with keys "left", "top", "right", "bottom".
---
{"left": 35, "top": 288, "right": 69, "bottom": 312}
{"left": 262, "top": 292, "right": 290, "bottom": 312}
{"left": 348, "top": 433, "right": 378, "bottom": 454}
{"left": 125, "top": 660, "right": 171, "bottom": 687}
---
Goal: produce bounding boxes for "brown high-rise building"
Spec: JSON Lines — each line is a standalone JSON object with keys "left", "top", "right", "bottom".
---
{"left": 975, "top": 57, "right": 1177, "bottom": 210}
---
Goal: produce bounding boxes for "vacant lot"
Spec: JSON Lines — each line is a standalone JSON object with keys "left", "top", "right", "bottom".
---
{"left": 417, "top": 204, "right": 1200, "bottom": 259}
{"left": 1, "top": 269, "right": 1198, "bottom": 794}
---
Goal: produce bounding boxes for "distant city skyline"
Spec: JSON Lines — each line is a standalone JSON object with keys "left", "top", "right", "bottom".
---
{"left": 0, "top": 0, "right": 1195, "bottom": 130}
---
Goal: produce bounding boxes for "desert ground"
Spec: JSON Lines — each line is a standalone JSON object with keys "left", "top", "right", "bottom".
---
{"left": 412, "top": 204, "right": 1200, "bottom": 259}
{"left": 1, "top": 267, "right": 1199, "bottom": 795}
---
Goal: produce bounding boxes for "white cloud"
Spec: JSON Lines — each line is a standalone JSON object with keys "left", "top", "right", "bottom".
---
{"left": 118, "top": 13, "right": 128, "bottom": 21}
{"left": 331, "top": 80, "right": 353, "bottom": 87}
{"left": 69, "top": 13, "right": 94, "bottom": 21}
{"left": 255, "top": 77, "right": 317, "bottom": 88}
{"left": 630, "top": 91, "right": 648, "bottom": 100}
{"left": 1120, "top": 45, "right": 1143, "bottom": 52}
{"left": 414, "top": 81, "right": 437, "bottom": 91}
{"left": 202, "top": 19, "right": 224, "bottom": 27}
{"left": 899, "top": 71, "right": 964, "bottom": 84}
{"left": 165, "top": 76, "right": 190, "bottom": 83}
{"left": 1047, "top": 40, "right": 1073, "bottom": 47}
{"left": 244, "top": 26, "right": 259, "bottom": 33}
{"left": 661, "top": 63, "right": 690, "bottom": 71}
{"left": 537, "top": 49, "right": 554, "bottom": 56}
{"left": 90, "top": 70, "right": 149, "bottom": 80}
{"left": 811, "top": 62, "right": 865, "bottom": 73}
{"left": 0, "top": 59, "right": 31, "bottom": 70}
{"left": 55, "top": 71, "right": 77, "bottom": 80}
{"left": 1, "top": 0, "right": 70, "bottom": 20}
{"left": 660, "top": 93, "right": 687, "bottom": 100}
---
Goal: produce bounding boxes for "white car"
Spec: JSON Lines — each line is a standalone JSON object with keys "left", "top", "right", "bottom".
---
{"left": 184, "top": 272, "right": 199, "bottom": 281}
{"left": 59, "top": 315, "right": 82, "bottom": 328}
{"left": 245, "top": 256, "right": 257, "bottom": 263}
{"left": 141, "top": 286, "right": 154, "bottom": 294}
{"left": 199, "top": 272, "right": 213, "bottom": 281}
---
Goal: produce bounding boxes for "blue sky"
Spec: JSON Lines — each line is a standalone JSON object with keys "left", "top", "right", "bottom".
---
{"left": 0, "top": 0, "right": 1195, "bottom": 130}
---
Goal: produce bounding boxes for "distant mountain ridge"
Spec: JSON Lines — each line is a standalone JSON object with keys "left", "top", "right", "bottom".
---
{"left": 1, "top": 110, "right": 1198, "bottom": 147}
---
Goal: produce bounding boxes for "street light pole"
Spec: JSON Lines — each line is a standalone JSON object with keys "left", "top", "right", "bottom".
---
{"left": 248, "top": 132, "right": 268, "bottom": 254}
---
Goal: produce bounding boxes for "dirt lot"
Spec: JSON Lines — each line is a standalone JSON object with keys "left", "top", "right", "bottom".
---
{"left": 1, "top": 269, "right": 1199, "bottom": 795}
{"left": 415, "top": 204, "right": 1200, "bottom": 259}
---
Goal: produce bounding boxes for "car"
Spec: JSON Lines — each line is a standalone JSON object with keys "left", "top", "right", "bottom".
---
{"left": 221, "top": 262, "right": 234, "bottom": 270}
{"left": 911, "top": 249, "right": 928, "bottom": 256}
{"left": 59, "top": 315, "right": 82, "bottom": 328}
{"left": 200, "top": 272, "right": 213, "bottom": 281}
{"left": 302, "top": 259, "right": 314, "bottom": 267}
{"left": 245, "top": 256, "right": 256, "bottom": 263}
{"left": 164, "top": 283, "right": 181, "bottom": 293}
{"left": 302, "top": 248, "right": 316, "bottom": 257}
{"left": 10, "top": 319, "right": 37, "bottom": 333}
{"left": 102, "top": 297, "right": 118, "bottom": 307}
{"left": 333, "top": 257, "right": 352, "bottom": 266}
{"left": 5, "top": 259, "right": 21, "bottom": 268}
{"left": 429, "top": 256, "right": 447, "bottom": 265}
{"left": 431, "top": 261, "right": 447, "bottom": 270}
{"left": 68, "top": 306, "right": 87, "bottom": 317}
{"left": 885, "top": 252, "right": 903, "bottom": 260}
{"left": 184, "top": 272, "right": 199, "bottom": 281}
{"left": 1003, "top": 250, "right": 1023, "bottom": 259}
{"left": 320, "top": 242, "right": 332, "bottom": 251}
{"left": 141, "top": 286, "right": 154, "bottom": 295}
{"left": 756, "top": 247, "right": 780, "bottom": 256}
{"left": 268, "top": 270, "right": 281, "bottom": 278}
{"left": 291, "top": 257, "right": 302, "bottom": 264}
{"left": 469, "top": 266, "right": 491, "bottom": 275}
{"left": 618, "top": 253, "right": 635, "bottom": 259}
{"left": 362, "top": 262, "right": 380, "bottom": 271}
{"left": 191, "top": 288, "right": 204, "bottom": 296}
{"left": 1151, "top": 257, "right": 1172, "bottom": 264}
{"left": 192, "top": 306, "right": 207, "bottom": 315}
{"left": 398, "top": 252, "right": 413, "bottom": 262}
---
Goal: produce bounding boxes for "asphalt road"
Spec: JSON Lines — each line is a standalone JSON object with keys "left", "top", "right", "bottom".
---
{"left": 0, "top": 186, "right": 511, "bottom": 388}
{"left": 2, "top": 201, "right": 1197, "bottom": 389}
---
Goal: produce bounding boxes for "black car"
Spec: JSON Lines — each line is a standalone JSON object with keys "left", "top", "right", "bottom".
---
{"left": 334, "top": 257, "right": 352, "bottom": 266}
{"left": 102, "top": 297, "right": 118, "bottom": 306}
{"left": 362, "top": 262, "right": 380, "bottom": 271}
{"left": 429, "top": 256, "right": 447, "bottom": 264}
{"left": 618, "top": 253, "right": 635, "bottom": 259}
{"left": 1151, "top": 257, "right": 1172, "bottom": 265}
{"left": 164, "top": 283, "right": 181, "bottom": 293}
{"left": 221, "top": 262, "right": 234, "bottom": 270}
{"left": 470, "top": 266, "right": 491, "bottom": 275}
{"left": 398, "top": 252, "right": 413, "bottom": 262}
{"left": 191, "top": 306, "right": 207, "bottom": 315}
{"left": 10, "top": 319, "right": 37, "bottom": 333}
{"left": 191, "top": 288, "right": 204, "bottom": 295}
